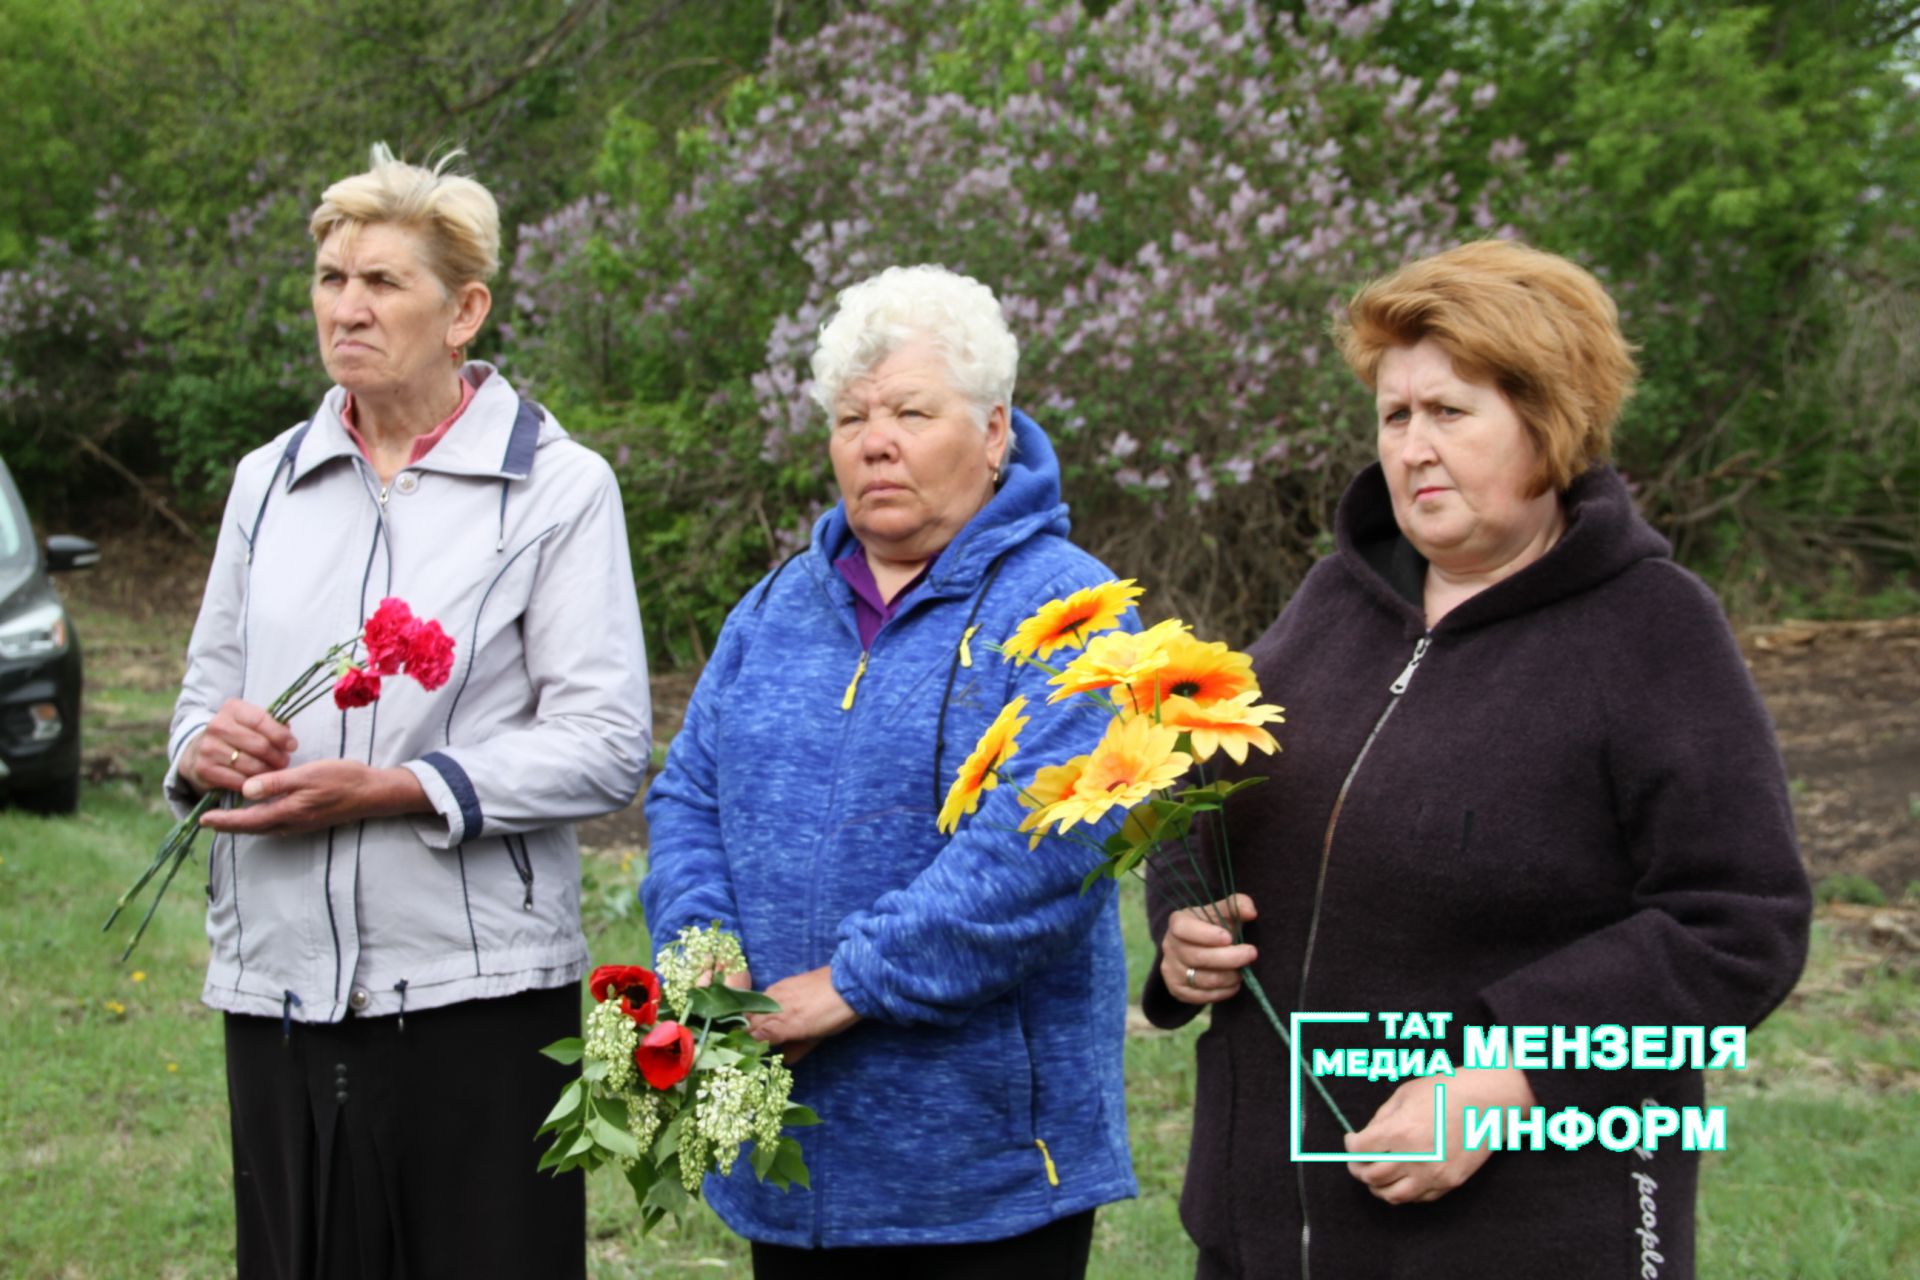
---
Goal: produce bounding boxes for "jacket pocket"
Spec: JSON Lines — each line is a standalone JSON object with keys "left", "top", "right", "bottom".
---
{"left": 1010, "top": 987, "right": 1050, "bottom": 1185}
{"left": 504, "top": 833, "right": 534, "bottom": 910}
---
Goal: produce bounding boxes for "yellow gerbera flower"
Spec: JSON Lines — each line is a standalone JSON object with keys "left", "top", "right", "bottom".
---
{"left": 1015, "top": 755, "right": 1090, "bottom": 848}
{"left": 1029, "top": 715, "right": 1193, "bottom": 836}
{"left": 937, "top": 697, "right": 1031, "bottom": 833}
{"left": 1158, "top": 692, "right": 1285, "bottom": 764}
{"left": 1047, "top": 617, "right": 1189, "bottom": 703}
{"left": 1001, "top": 580, "right": 1145, "bottom": 664}
{"left": 1122, "top": 633, "right": 1256, "bottom": 712}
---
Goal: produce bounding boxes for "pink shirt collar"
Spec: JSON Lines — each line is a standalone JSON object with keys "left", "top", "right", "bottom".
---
{"left": 342, "top": 372, "right": 479, "bottom": 467}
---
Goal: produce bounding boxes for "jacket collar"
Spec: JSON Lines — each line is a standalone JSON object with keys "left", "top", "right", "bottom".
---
{"left": 805, "top": 408, "right": 1073, "bottom": 602}
{"left": 285, "top": 363, "right": 548, "bottom": 489}
{"left": 1334, "top": 461, "right": 1671, "bottom": 636}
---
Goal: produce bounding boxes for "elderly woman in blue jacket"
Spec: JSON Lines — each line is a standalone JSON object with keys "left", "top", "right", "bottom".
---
{"left": 642, "top": 264, "right": 1137, "bottom": 1277}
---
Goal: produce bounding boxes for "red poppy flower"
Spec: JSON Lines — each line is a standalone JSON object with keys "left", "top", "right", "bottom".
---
{"left": 403, "top": 618, "right": 456, "bottom": 691}
{"left": 619, "top": 972, "right": 662, "bottom": 1027}
{"left": 363, "top": 598, "right": 417, "bottom": 675}
{"left": 589, "top": 964, "right": 654, "bottom": 1003}
{"left": 332, "top": 666, "right": 382, "bottom": 709}
{"left": 634, "top": 1021, "right": 695, "bottom": 1089}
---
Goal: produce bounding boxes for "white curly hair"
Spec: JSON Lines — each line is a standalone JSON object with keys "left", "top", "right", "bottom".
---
{"left": 809, "top": 265, "right": 1019, "bottom": 434}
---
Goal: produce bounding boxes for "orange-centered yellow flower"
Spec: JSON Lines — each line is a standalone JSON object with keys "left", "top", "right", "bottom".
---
{"left": 1015, "top": 755, "right": 1090, "bottom": 848}
{"left": 937, "top": 697, "right": 1031, "bottom": 833}
{"left": 1158, "top": 692, "right": 1285, "bottom": 764}
{"left": 1047, "top": 617, "right": 1188, "bottom": 703}
{"left": 1001, "top": 580, "right": 1145, "bottom": 664}
{"left": 1122, "top": 633, "right": 1256, "bottom": 712}
{"left": 1028, "top": 715, "right": 1193, "bottom": 836}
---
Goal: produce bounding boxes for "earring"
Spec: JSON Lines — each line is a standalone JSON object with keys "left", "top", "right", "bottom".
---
{"left": 991, "top": 463, "right": 1002, "bottom": 485}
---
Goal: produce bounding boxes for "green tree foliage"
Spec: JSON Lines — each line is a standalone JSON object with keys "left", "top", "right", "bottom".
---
{"left": 1371, "top": 0, "right": 1920, "bottom": 612}
{"left": 5, "top": 0, "right": 1916, "bottom": 647}
{"left": 0, "top": 0, "right": 819, "bottom": 513}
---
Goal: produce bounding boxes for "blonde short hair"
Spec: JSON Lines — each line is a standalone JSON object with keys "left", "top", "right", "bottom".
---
{"left": 1334, "top": 240, "right": 1638, "bottom": 495}
{"left": 308, "top": 144, "right": 500, "bottom": 291}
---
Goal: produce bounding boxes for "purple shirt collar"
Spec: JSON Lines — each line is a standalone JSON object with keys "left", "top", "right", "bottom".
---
{"left": 835, "top": 548, "right": 934, "bottom": 650}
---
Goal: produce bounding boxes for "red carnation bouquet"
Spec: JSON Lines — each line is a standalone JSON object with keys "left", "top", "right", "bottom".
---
{"left": 537, "top": 923, "right": 817, "bottom": 1233}
{"left": 104, "top": 598, "right": 455, "bottom": 961}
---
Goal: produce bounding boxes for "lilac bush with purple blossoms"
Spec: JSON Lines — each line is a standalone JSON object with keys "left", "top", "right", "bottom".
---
{"left": 0, "top": 172, "right": 315, "bottom": 497}
{"left": 513, "top": 0, "right": 1513, "bottom": 645}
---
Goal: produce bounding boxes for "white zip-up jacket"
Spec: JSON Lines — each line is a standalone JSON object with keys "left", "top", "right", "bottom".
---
{"left": 165, "top": 364, "right": 650, "bottom": 1023}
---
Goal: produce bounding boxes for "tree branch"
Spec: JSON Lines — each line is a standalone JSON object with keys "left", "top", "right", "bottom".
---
{"left": 70, "top": 434, "right": 203, "bottom": 543}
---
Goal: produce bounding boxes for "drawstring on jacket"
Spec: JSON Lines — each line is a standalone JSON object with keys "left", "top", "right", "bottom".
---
{"left": 280, "top": 990, "right": 303, "bottom": 1045}
{"left": 752, "top": 548, "right": 807, "bottom": 611}
{"left": 931, "top": 553, "right": 1012, "bottom": 809}
{"left": 393, "top": 979, "right": 409, "bottom": 1032}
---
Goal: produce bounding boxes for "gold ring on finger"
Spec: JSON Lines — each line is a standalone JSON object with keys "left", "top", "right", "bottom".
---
{"left": 228, "top": 748, "right": 241, "bottom": 766}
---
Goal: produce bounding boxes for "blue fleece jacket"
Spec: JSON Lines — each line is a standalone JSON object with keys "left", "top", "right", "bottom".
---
{"left": 641, "top": 411, "right": 1137, "bottom": 1247}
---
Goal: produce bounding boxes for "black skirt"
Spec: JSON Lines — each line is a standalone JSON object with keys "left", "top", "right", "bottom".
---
{"left": 223, "top": 983, "right": 585, "bottom": 1280}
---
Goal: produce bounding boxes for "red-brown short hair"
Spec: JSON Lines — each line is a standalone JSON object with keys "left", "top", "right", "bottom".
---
{"left": 1334, "top": 240, "right": 1638, "bottom": 496}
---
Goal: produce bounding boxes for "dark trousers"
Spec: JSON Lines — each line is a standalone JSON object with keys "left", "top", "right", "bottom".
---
{"left": 224, "top": 984, "right": 584, "bottom": 1280}
{"left": 750, "top": 1209, "right": 1097, "bottom": 1280}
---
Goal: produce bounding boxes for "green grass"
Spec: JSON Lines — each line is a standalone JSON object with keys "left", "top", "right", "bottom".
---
{"left": 3, "top": 592, "right": 1914, "bottom": 1276}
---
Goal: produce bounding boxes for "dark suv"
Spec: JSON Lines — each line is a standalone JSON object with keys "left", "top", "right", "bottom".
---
{"left": 0, "top": 457, "right": 98, "bottom": 813}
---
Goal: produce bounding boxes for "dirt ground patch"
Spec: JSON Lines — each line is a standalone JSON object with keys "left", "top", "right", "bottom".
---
{"left": 1745, "top": 616, "right": 1920, "bottom": 897}
{"left": 56, "top": 529, "right": 1920, "bottom": 894}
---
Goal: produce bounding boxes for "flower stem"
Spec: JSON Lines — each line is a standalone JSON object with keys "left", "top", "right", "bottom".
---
{"left": 103, "top": 791, "right": 220, "bottom": 933}
{"left": 1239, "top": 968, "right": 1354, "bottom": 1134}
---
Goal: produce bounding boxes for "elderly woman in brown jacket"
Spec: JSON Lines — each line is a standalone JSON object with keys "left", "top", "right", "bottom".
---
{"left": 1146, "top": 241, "right": 1810, "bottom": 1279}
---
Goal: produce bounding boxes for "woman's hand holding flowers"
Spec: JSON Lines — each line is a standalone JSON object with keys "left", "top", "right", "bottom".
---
{"left": 750, "top": 967, "right": 859, "bottom": 1065}
{"left": 199, "top": 758, "right": 429, "bottom": 838}
{"left": 1343, "top": 1065, "right": 1538, "bottom": 1204}
{"left": 1162, "top": 895, "right": 1260, "bottom": 1006}
{"left": 181, "top": 698, "right": 298, "bottom": 794}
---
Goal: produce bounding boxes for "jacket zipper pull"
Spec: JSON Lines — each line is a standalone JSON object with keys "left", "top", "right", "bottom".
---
{"left": 1034, "top": 1138, "right": 1061, "bottom": 1187}
{"left": 959, "top": 624, "right": 979, "bottom": 669}
{"left": 1389, "top": 636, "right": 1430, "bottom": 695}
{"left": 841, "top": 651, "right": 869, "bottom": 711}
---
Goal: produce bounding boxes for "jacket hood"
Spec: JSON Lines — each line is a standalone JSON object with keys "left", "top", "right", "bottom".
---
{"left": 1335, "top": 461, "right": 1672, "bottom": 635}
{"left": 808, "top": 408, "right": 1073, "bottom": 597}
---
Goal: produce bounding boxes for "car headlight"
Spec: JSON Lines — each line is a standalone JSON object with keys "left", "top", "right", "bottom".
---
{"left": 0, "top": 600, "right": 69, "bottom": 659}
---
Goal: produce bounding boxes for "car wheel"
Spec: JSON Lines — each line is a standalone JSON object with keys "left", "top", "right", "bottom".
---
{"left": 17, "top": 771, "right": 81, "bottom": 815}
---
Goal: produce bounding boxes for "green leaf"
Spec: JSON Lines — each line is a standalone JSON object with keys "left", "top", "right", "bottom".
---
{"left": 724, "top": 988, "right": 783, "bottom": 1014}
{"left": 581, "top": 1056, "right": 609, "bottom": 1083}
{"left": 651, "top": 1111, "right": 685, "bottom": 1163}
{"left": 589, "top": 1114, "right": 641, "bottom": 1159}
{"left": 1113, "top": 842, "right": 1153, "bottom": 879}
{"left": 751, "top": 1138, "right": 780, "bottom": 1180}
{"left": 1173, "top": 777, "right": 1264, "bottom": 807}
{"left": 782, "top": 1103, "right": 821, "bottom": 1128}
{"left": 565, "top": 1128, "right": 597, "bottom": 1159}
{"left": 772, "top": 1138, "right": 811, "bottom": 1190}
{"left": 539, "top": 1037, "right": 585, "bottom": 1065}
{"left": 537, "top": 1131, "right": 577, "bottom": 1171}
{"left": 684, "top": 984, "right": 740, "bottom": 1020}
{"left": 624, "top": 1158, "right": 658, "bottom": 1206}
{"left": 695, "top": 1043, "right": 745, "bottom": 1070}
{"left": 644, "top": 1162, "right": 692, "bottom": 1215}
{"left": 535, "top": 1080, "right": 586, "bottom": 1134}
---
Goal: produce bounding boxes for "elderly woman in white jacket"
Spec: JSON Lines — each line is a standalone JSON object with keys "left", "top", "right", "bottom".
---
{"left": 165, "top": 145, "right": 649, "bottom": 1280}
